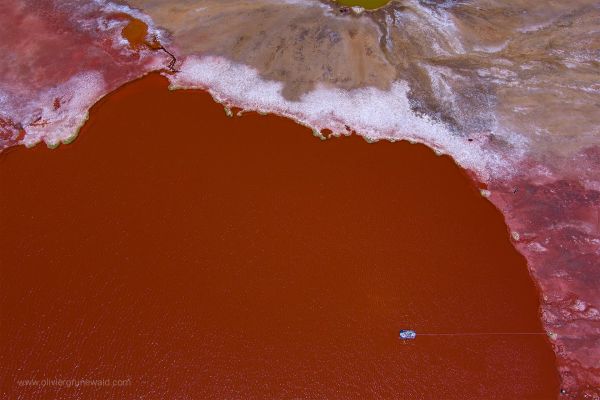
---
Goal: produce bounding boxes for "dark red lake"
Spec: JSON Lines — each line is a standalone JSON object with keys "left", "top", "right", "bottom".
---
{"left": 0, "top": 73, "right": 559, "bottom": 399}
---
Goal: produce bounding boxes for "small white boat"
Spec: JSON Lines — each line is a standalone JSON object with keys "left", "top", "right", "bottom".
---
{"left": 399, "top": 330, "right": 417, "bottom": 340}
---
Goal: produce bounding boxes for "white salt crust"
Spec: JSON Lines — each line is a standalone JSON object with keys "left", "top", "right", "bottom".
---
{"left": 16, "top": 56, "right": 167, "bottom": 148}
{"left": 170, "top": 55, "right": 513, "bottom": 180}
{"left": 1, "top": 0, "right": 169, "bottom": 149}
{"left": 93, "top": 0, "right": 169, "bottom": 43}
{"left": 22, "top": 72, "right": 107, "bottom": 148}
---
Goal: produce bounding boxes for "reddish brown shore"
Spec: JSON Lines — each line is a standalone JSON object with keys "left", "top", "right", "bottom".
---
{"left": 0, "top": 73, "right": 559, "bottom": 399}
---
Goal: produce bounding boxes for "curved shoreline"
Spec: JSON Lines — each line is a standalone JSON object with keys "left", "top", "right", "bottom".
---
{"left": 1, "top": 0, "right": 599, "bottom": 396}
{"left": 1, "top": 70, "right": 560, "bottom": 398}
{"left": 2, "top": 63, "right": 580, "bottom": 398}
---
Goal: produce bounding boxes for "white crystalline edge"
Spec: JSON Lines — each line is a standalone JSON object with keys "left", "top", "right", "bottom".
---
{"left": 21, "top": 72, "right": 107, "bottom": 148}
{"left": 1, "top": 0, "right": 170, "bottom": 149}
{"left": 92, "top": 0, "right": 169, "bottom": 43}
{"left": 15, "top": 56, "right": 167, "bottom": 148}
{"left": 404, "top": 0, "right": 465, "bottom": 55}
{"left": 170, "top": 55, "right": 514, "bottom": 180}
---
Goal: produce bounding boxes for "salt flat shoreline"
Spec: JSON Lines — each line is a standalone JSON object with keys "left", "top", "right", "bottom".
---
{"left": 1, "top": 0, "right": 599, "bottom": 396}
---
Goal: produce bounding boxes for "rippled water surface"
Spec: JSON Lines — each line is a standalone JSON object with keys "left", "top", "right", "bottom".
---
{"left": 1, "top": 0, "right": 599, "bottom": 396}
{"left": 0, "top": 74, "right": 559, "bottom": 399}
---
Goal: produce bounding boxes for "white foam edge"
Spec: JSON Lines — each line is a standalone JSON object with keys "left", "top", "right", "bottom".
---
{"left": 169, "top": 55, "right": 515, "bottom": 181}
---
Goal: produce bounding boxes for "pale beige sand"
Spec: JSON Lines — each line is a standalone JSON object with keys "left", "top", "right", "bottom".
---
{"left": 125, "top": 0, "right": 600, "bottom": 163}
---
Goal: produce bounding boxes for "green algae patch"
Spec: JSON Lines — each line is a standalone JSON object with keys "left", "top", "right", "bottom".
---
{"left": 334, "top": 0, "right": 391, "bottom": 9}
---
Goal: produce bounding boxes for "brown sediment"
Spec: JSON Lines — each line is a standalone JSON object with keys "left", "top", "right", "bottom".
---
{"left": 0, "top": 73, "right": 559, "bottom": 399}
{"left": 121, "top": 17, "right": 149, "bottom": 49}
{"left": 124, "top": 0, "right": 398, "bottom": 100}
{"left": 117, "top": 14, "right": 177, "bottom": 72}
{"left": 122, "top": 0, "right": 600, "bottom": 143}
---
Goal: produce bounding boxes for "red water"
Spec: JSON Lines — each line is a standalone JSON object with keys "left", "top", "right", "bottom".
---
{"left": 0, "top": 74, "right": 559, "bottom": 399}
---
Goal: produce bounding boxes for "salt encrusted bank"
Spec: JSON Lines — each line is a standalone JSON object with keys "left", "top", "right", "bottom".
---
{"left": 1, "top": 0, "right": 599, "bottom": 396}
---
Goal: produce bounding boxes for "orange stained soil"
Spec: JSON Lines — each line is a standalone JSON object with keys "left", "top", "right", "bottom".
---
{"left": 0, "top": 73, "right": 559, "bottom": 399}
{"left": 122, "top": 18, "right": 148, "bottom": 49}
{"left": 119, "top": 16, "right": 161, "bottom": 50}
